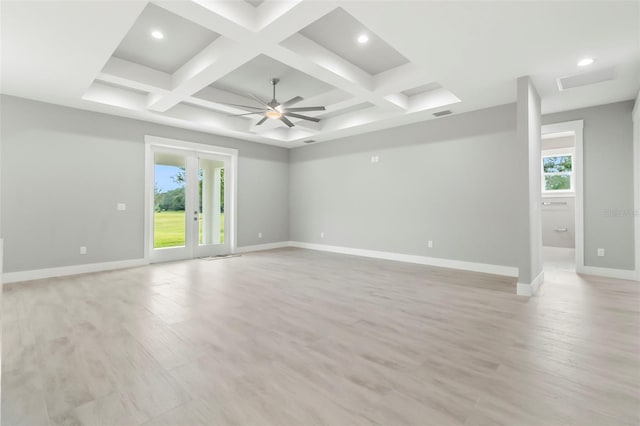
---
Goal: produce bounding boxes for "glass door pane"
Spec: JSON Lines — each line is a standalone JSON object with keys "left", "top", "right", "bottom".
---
{"left": 153, "top": 151, "right": 187, "bottom": 249}
{"left": 198, "top": 157, "right": 225, "bottom": 246}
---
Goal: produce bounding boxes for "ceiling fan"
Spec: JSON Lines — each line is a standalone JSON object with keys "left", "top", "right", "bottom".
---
{"left": 223, "top": 78, "right": 326, "bottom": 128}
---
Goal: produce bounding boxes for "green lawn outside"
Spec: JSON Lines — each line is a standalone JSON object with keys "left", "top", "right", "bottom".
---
{"left": 154, "top": 211, "right": 224, "bottom": 248}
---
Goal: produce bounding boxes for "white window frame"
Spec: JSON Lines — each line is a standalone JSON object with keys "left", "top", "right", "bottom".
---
{"left": 541, "top": 147, "right": 575, "bottom": 196}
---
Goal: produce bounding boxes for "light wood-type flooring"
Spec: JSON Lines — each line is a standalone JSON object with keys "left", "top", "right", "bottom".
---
{"left": 2, "top": 248, "right": 639, "bottom": 425}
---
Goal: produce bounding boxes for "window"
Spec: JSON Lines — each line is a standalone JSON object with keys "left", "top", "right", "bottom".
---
{"left": 542, "top": 148, "right": 574, "bottom": 194}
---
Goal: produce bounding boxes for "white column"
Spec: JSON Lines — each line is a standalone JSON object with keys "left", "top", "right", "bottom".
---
{"left": 516, "top": 76, "right": 544, "bottom": 296}
{"left": 633, "top": 92, "right": 640, "bottom": 280}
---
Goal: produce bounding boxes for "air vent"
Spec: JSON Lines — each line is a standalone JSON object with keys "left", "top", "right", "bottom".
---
{"left": 304, "top": 139, "right": 316, "bottom": 144}
{"left": 433, "top": 110, "right": 452, "bottom": 117}
{"left": 557, "top": 67, "right": 615, "bottom": 91}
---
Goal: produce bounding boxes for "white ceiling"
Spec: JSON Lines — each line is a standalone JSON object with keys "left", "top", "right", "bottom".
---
{"left": 208, "top": 54, "right": 334, "bottom": 103}
{"left": 299, "top": 7, "right": 410, "bottom": 75}
{"left": 113, "top": 3, "right": 220, "bottom": 74}
{"left": 1, "top": 1, "right": 638, "bottom": 148}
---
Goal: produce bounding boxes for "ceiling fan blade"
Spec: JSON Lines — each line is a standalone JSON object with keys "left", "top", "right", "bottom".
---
{"left": 279, "top": 116, "right": 295, "bottom": 128}
{"left": 285, "top": 106, "right": 326, "bottom": 112}
{"left": 229, "top": 112, "right": 264, "bottom": 117}
{"left": 284, "top": 112, "right": 320, "bottom": 122}
{"left": 215, "top": 102, "right": 265, "bottom": 110}
{"left": 255, "top": 116, "right": 268, "bottom": 126}
{"left": 248, "top": 93, "right": 269, "bottom": 108}
{"left": 282, "top": 96, "right": 303, "bottom": 107}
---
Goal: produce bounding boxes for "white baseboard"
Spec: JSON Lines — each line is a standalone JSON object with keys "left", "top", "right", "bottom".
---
{"left": 234, "top": 241, "right": 291, "bottom": 254}
{"left": 2, "top": 258, "right": 149, "bottom": 284}
{"left": 577, "top": 265, "right": 638, "bottom": 281}
{"left": 2, "top": 241, "right": 525, "bottom": 288}
{"left": 288, "top": 241, "right": 519, "bottom": 277}
{"left": 517, "top": 270, "right": 545, "bottom": 296}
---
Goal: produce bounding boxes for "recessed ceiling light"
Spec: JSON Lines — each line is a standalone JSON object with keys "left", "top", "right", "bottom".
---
{"left": 577, "top": 57, "right": 595, "bottom": 67}
{"left": 151, "top": 30, "right": 164, "bottom": 40}
{"left": 357, "top": 34, "right": 369, "bottom": 44}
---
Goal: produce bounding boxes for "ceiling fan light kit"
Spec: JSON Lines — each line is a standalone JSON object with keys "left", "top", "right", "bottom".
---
{"left": 225, "top": 78, "right": 326, "bottom": 128}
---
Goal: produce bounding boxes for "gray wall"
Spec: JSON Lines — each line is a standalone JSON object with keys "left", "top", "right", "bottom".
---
{"left": 2, "top": 95, "right": 635, "bottom": 275}
{"left": 543, "top": 100, "right": 635, "bottom": 270}
{"left": 290, "top": 104, "right": 521, "bottom": 269}
{"left": 0, "top": 95, "right": 289, "bottom": 273}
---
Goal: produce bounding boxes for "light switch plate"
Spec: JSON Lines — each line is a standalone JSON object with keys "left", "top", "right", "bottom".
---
{"left": 117, "top": 203, "right": 126, "bottom": 211}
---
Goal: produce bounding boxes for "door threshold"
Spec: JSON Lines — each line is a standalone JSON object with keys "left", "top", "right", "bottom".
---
{"left": 199, "top": 254, "right": 241, "bottom": 261}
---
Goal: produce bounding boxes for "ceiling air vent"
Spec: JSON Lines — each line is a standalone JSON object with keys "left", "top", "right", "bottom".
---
{"left": 304, "top": 139, "right": 316, "bottom": 144}
{"left": 433, "top": 110, "right": 452, "bottom": 117}
{"left": 557, "top": 67, "right": 615, "bottom": 91}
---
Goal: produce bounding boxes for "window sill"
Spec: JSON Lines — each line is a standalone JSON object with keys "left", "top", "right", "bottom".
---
{"left": 542, "top": 192, "right": 575, "bottom": 198}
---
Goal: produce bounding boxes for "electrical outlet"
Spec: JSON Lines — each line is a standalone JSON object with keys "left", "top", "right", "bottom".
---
{"left": 117, "top": 203, "right": 126, "bottom": 211}
{"left": 597, "top": 248, "right": 605, "bottom": 257}
{"left": 371, "top": 155, "right": 380, "bottom": 163}
{"left": 258, "top": 232, "right": 262, "bottom": 239}
{"left": 428, "top": 240, "right": 433, "bottom": 248}
{"left": 80, "top": 246, "right": 87, "bottom": 255}
{"left": 320, "top": 232, "right": 325, "bottom": 239}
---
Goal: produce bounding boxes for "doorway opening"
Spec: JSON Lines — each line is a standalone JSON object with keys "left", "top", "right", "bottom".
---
{"left": 540, "top": 120, "right": 583, "bottom": 273}
{"left": 144, "top": 136, "right": 237, "bottom": 263}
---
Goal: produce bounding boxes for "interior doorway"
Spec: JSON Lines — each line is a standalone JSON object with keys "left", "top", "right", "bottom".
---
{"left": 145, "top": 136, "right": 237, "bottom": 263}
{"left": 540, "top": 120, "right": 583, "bottom": 273}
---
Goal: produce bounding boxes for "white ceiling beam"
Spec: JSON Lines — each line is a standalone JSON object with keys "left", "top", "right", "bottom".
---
{"left": 147, "top": 37, "right": 261, "bottom": 112}
{"left": 283, "top": 118, "right": 321, "bottom": 132}
{"left": 270, "top": 39, "right": 406, "bottom": 112}
{"left": 161, "top": 102, "right": 251, "bottom": 134}
{"left": 255, "top": 1, "right": 337, "bottom": 40}
{"left": 319, "top": 98, "right": 370, "bottom": 118}
{"left": 295, "top": 88, "right": 353, "bottom": 108}
{"left": 83, "top": 82, "right": 150, "bottom": 112}
{"left": 277, "top": 34, "right": 373, "bottom": 90}
{"left": 99, "top": 57, "right": 172, "bottom": 93}
{"left": 191, "top": 0, "right": 256, "bottom": 30}
{"left": 255, "top": 0, "right": 304, "bottom": 31}
{"left": 383, "top": 93, "right": 409, "bottom": 110}
{"left": 372, "top": 62, "right": 438, "bottom": 95}
{"left": 407, "top": 88, "right": 461, "bottom": 113}
{"left": 251, "top": 126, "right": 293, "bottom": 142}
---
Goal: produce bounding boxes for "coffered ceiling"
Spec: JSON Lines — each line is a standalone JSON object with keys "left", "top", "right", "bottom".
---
{"left": 1, "top": 1, "right": 639, "bottom": 147}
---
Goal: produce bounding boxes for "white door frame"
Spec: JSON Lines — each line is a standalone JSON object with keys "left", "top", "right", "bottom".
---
{"left": 633, "top": 97, "right": 640, "bottom": 281}
{"left": 541, "top": 120, "right": 584, "bottom": 272}
{"left": 144, "top": 135, "right": 238, "bottom": 262}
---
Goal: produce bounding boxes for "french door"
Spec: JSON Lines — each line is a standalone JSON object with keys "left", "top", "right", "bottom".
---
{"left": 148, "top": 143, "right": 232, "bottom": 263}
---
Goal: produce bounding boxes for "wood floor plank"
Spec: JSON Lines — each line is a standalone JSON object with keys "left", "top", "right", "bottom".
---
{"left": 2, "top": 248, "right": 639, "bottom": 425}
